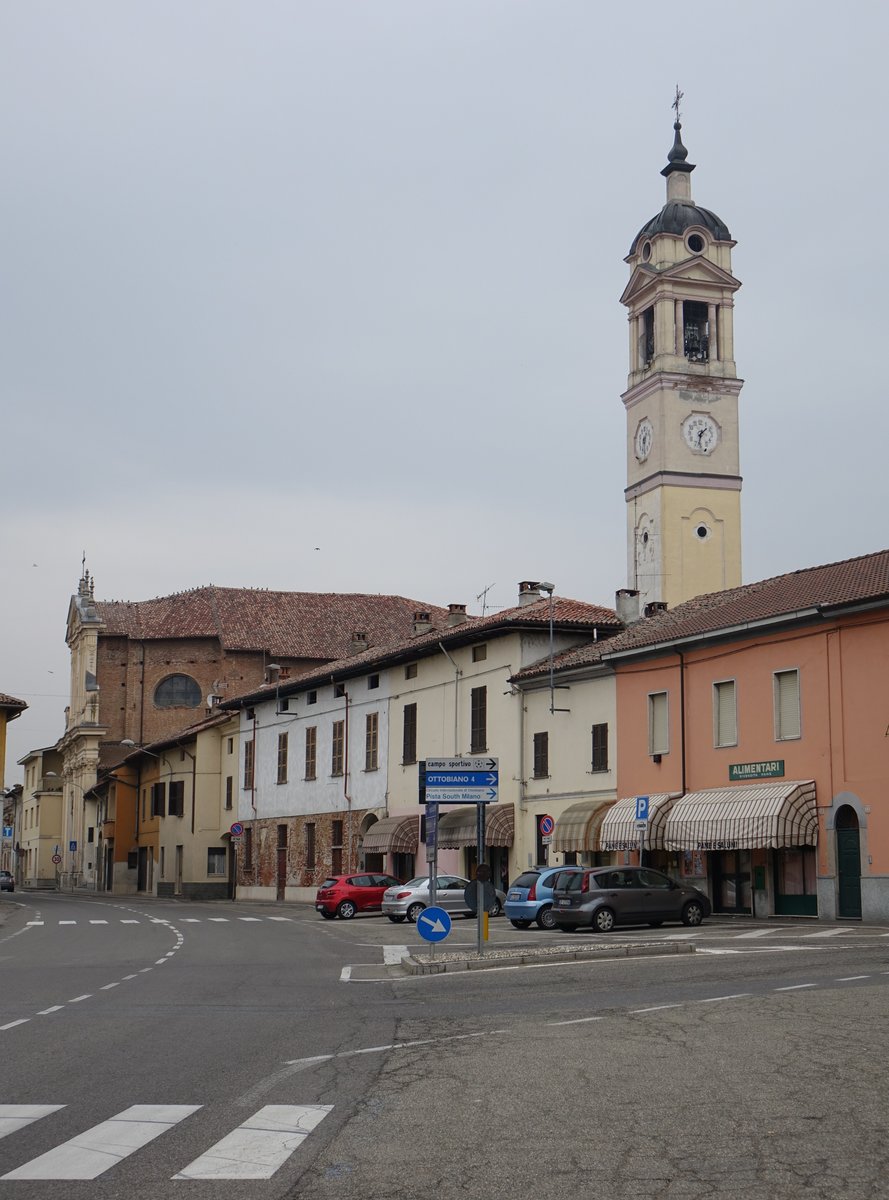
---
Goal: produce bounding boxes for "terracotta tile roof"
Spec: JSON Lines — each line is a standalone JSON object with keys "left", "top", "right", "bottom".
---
{"left": 92, "top": 587, "right": 450, "bottom": 660}
{"left": 227, "top": 595, "right": 621, "bottom": 706}
{"left": 120, "top": 710, "right": 236, "bottom": 761}
{"left": 513, "top": 548, "right": 889, "bottom": 679}
{"left": 0, "top": 693, "right": 27, "bottom": 712}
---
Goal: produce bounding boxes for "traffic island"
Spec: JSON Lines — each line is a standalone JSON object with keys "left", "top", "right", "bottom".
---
{"left": 402, "top": 939, "right": 696, "bottom": 975}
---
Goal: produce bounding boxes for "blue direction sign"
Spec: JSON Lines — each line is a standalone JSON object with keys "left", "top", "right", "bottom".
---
{"left": 2, "top": 826, "right": 13, "bottom": 839}
{"left": 416, "top": 906, "right": 452, "bottom": 943}
{"left": 422, "top": 757, "right": 499, "bottom": 805}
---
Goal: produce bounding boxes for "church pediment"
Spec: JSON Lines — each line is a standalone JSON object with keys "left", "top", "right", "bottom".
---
{"left": 621, "top": 256, "right": 740, "bottom": 306}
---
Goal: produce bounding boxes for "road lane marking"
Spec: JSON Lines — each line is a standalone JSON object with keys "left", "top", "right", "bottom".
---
{"left": 89, "top": 920, "right": 108, "bottom": 925}
{"left": 59, "top": 921, "right": 76, "bottom": 925}
{"left": 173, "top": 1104, "right": 333, "bottom": 1180}
{"left": 733, "top": 928, "right": 781, "bottom": 938}
{"left": 630, "top": 1004, "right": 683, "bottom": 1013}
{"left": 837, "top": 975, "right": 870, "bottom": 981}
{"left": 68, "top": 995, "right": 91, "bottom": 1003}
{"left": 100, "top": 983, "right": 120, "bottom": 991}
{"left": 208, "top": 918, "right": 229, "bottom": 922}
{"left": 802, "top": 928, "right": 855, "bottom": 937}
{"left": 122, "top": 974, "right": 138, "bottom": 980}
{"left": 121, "top": 920, "right": 140, "bottom": 924}
{"left": 38, "top": 1006, "right": 64, "bottom": 1015}
{"left": 238, "top": 917, "right": 262, "bottom": 922}
{"left": 661, "top": 931, "right": 703, "bottom": 939}
{"left": 547, "top": 1016, "right": 604, "bottom": 1026}
{"left": 2, "top": 1104, "right": 201, "bottom": 1180}
{"left": 181, "top": 918, "right": 201, "bottom": 922}
{"left": 340, "top": 966, "right": 352, "bottom": 982}
{"left": 383, "top": 944, "right": 408, "bottom": 965}
{"left": 268, "top": 916, "right": 292, "bottom": 921}
{"left": 0, "top": 1106, "right": 65, "bottom": 1141}
{"left": 775, "top": 984, "right": 816, "bottom": 991}
{"left": 154, "top": 959, "right": 168, "bottom": 966}
{"left": 26, "top": 921, "right": 44, "bottom": 926}
{"left": 698, "top": 993, "right": 751, "bottom": 1002}
{"left": 0, "top": 1020, "right": 30, "bottom": 1030}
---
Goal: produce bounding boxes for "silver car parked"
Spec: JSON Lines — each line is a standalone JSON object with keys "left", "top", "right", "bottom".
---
{"left": 382, "top": 875, "right": 505, "bottom": 923}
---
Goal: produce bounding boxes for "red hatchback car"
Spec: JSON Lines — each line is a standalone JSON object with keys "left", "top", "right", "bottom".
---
{"left": 315, "top": 873, "right": 402, "bottom": 920}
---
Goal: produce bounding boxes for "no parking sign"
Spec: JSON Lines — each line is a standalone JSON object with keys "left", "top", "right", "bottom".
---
{"left": 539, "top": 814, "right": 554, "bottom": 844}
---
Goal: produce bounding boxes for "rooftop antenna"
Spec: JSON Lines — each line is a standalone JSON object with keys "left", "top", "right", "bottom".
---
{"left": 476, "top": 582, "right": 495, "bottom": 617}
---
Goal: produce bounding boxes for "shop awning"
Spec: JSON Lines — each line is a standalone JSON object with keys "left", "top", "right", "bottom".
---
{"left": 599, "top": 793, "right": 677, "bottom": 852}
{"left": 361, "top": 815, "right": 419, "bottom": 854}
{"left": 551, "top": 799, "right": 615, "bottom": 854}
{"left": 663, "top": 781, "right": 817, "bottom": 851}
{"left": 436, "top": 803, "right": 514, "bottom": 849}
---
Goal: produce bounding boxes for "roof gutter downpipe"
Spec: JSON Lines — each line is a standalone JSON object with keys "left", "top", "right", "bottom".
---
{"left": 677, "top": 648, "right": 687, "bottom": 797}
{"left": 439, "top": 643, "right": 462, "bottom": 754}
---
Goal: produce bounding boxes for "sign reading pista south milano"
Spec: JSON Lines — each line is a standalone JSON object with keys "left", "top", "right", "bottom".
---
{"left": 729, "top": 760, "right": 785, "bottom": 781}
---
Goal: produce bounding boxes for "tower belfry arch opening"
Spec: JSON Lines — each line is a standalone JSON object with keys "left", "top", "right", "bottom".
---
{"left": 621, "top": 97, "right": 743, "bottom": 613}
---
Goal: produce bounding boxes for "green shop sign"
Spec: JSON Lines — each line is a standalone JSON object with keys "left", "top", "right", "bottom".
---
{"left": 729, "top": 760, "right": 785, "bottom": 781}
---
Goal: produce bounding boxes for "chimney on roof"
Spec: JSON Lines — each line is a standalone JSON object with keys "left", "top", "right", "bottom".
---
{"left": 447, "top": 603, "right": 468, "bottom": 627}
{"left": 412, "top": 611, "right": 433, "bottom": 635}
{"left": 265, "top": 663, "right": 281, "bottom": 685}
{"left": 351, "top": 630, "right": 369, "bottom": 654}
{"left": 518, "top": 581, "right": 542, "bottom": 606}
{"left": 644, "top": 601, "right": 669, "bottom": 618}
{"left": 615, "top": 589, "right": 642, "bottom": 624}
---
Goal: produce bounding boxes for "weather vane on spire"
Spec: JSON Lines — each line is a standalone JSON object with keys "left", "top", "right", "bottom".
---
{"left": 672, "top": 85, "right": 684, "bottom": 125}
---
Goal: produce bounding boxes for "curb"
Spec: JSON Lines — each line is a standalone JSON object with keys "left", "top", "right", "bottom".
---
{"left": 403, "top": 940, "right": 695, "bottom": 975}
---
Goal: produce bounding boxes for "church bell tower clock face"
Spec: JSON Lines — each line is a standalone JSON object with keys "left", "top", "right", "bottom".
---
{"left": 682, "top": 413, "right": 719, "bottom": 455}
{"left": 634, "top": 419, "right": 653, "bottom": 461}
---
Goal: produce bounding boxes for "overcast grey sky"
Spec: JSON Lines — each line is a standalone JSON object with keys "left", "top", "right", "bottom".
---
{"left": 3, "top": 1, "right": 888, "bottom": 778}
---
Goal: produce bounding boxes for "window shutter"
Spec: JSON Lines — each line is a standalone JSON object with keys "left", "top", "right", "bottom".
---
{"left": 714, "top": 681, "right": 737, "bottom": 747}
{"left": 775, "top": 671, "right": 801, "bottom": 739}
{"left": 649, "top": 693, "right": 668, "bottom": 755}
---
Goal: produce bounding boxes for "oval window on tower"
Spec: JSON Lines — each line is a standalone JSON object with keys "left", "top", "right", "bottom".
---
{"left": 641, "top": 240, "right": 652, "bottom": 261}
{"left": 687, "top": 233, "right": 705, "bottom": 254}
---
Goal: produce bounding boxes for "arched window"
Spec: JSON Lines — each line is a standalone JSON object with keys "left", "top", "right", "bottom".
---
{"left": 154, "top": 674, "right": 202, "bottom": 708}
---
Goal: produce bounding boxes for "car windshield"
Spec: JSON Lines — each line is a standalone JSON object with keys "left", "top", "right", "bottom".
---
{"left": 403, "top": 877, "right": 429, "bottom": 888}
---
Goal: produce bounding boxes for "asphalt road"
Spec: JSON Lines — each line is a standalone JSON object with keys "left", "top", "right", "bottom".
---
{"left": 2, "top": 893, "right": 888, "bottom": 1199}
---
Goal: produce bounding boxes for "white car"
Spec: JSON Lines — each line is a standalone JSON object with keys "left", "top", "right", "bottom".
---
{"left": 381, "top": 875, "right": 504, "bottom": 923}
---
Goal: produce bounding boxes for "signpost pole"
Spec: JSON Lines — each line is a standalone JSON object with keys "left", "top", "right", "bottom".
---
{"left": 476, "top": 801, "right": 486, "bottom": 958}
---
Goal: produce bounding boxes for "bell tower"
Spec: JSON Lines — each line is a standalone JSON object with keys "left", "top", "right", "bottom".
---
{"left": 621, "top": 98, "right": 743, "bottom": 611}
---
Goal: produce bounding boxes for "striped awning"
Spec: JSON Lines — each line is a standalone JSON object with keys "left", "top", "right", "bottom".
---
{"left": 599, "top": 793, "right": 677, "bottom": 852}
{"left": 361, "top": 814, "right": 419, "bottom": 854}
{"left": 552, "top": 799, "right": 616, "bottom": 854}
{"left": 663, "top": 781, "right": 818, "bottom": 851}
{"left": 436, "top": 803, "right": 514, "bottom": 849}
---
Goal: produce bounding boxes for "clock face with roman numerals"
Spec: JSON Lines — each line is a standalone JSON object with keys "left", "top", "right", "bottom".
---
{"left": 682, "top": 413, "right": 719, "bottom": 455}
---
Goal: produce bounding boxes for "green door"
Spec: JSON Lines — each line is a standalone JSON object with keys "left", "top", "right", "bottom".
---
{"left": 836, "top": 826, "right": 862, "bottom": 919}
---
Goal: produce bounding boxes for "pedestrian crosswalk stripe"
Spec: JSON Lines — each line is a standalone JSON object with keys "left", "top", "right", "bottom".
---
{"left": 89, "top": 920, "right": 108, "bottom": 925}
{"left": 26, "top": 921, "right": 43, "bottom": 926}
{"left": 733, "top": 928, "right": 780, "bottom": 938}
{"left": 238, "top": 917, "right": 262, "bottom": 922}
{"left": 268, "top": 916, "right": 292, "bottom": 921}
{"left": 121, "top": 919, "right": 140, "bottom": 924}
{"left": 0, "top": 1106, "right": 65, "bottom": 1142}
{"left": 208, "top": 918, "right": 229, "bottom": 922}
{"left": 802, "top": 928, "right": 854, "bottom": 937}
{"left": 1, "top": 1104, "right": 202, "bottom": 1180}
{"left": 172, "top": 1104, "right": 333, "bottom": 1180}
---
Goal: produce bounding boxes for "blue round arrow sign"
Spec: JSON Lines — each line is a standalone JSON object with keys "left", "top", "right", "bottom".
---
{"left": 415, "top": 906, "right": 452, "bottom": 943}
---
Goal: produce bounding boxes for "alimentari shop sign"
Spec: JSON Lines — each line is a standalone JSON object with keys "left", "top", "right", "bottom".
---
{"left": 728, "top": 760, "right": 785, "bottom": 781}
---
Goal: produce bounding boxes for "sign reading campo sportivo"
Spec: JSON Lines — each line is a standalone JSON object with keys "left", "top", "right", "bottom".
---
{"left": 729, "top": 761, "right": 785, "bottom": 781}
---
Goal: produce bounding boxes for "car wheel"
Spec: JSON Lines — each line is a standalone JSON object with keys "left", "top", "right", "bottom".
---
{"left": 336, "top": 900, "right": 357, "bottom": 920}
{"left": 536, "top": 905, "right": 557, "bottom": 931}
{"left": 488, "top": 899, "right": 502, "bottom": 918}
{"left": 648, "top": 920, "right": 664, "bottom": 927}
{"left": 510, "top": 919, "right": 532, "bottom": 930}
{"left": 682, "top": 901, "right": 705, "bottom": 927}
{"left": 406, "top": 902, "right": 425, "bottom": 923}
{"left": 387, "top": 915, "right": 406, "bottom": 924}
{"left": 593, "top": 906, "right": 616, "bottom": 933}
